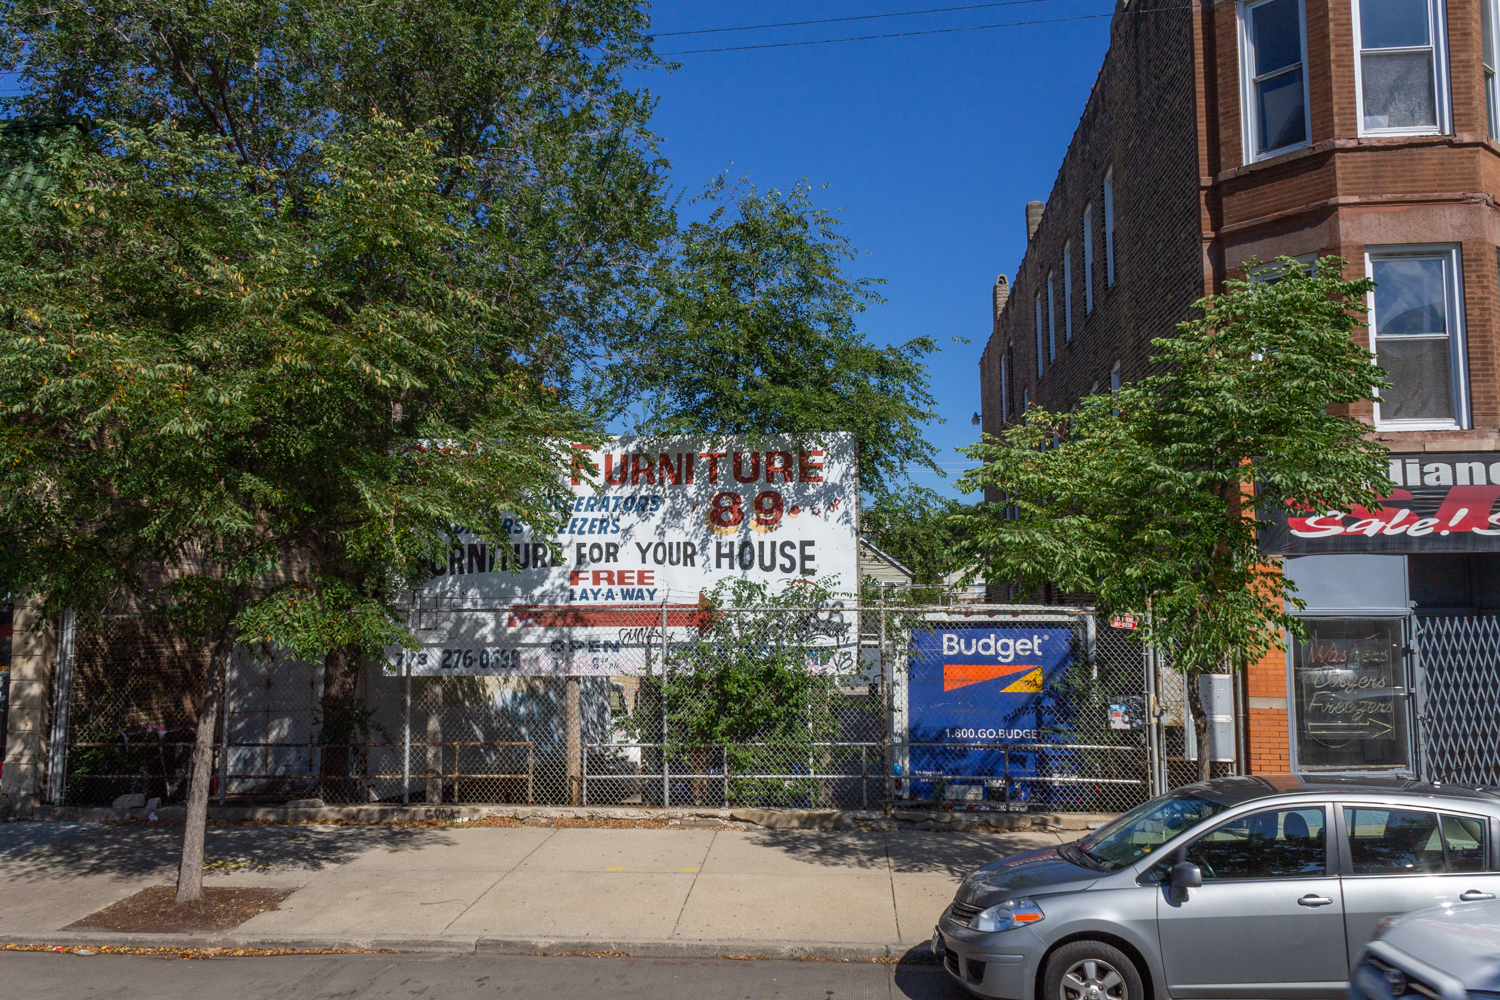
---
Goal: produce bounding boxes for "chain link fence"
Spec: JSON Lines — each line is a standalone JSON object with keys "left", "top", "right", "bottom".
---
{"left": 51, "top": 602, "right": 1227, "bottom": 813}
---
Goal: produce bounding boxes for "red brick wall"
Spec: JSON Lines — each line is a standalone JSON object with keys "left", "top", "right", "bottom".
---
{"left": 1246, "top": 643, "right": 1292, "bottom": 774}
{"left": 978, "top": 0, "right": 1205, "bottom": 437}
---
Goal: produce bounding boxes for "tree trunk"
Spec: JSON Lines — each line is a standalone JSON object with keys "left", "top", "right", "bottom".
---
{"left": 1185, "top": 671, "right": 1212, "bottom": 782}
{"left": 319, "top": 645, "right": 363, "bottom": 804}
{"left": 176, "top": 646, "right": 227, "bottom": 903}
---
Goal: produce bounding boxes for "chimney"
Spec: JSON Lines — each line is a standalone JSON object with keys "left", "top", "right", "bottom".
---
{"left": 1026, "top": 200, "right": 1044, "bottom": 241}
{"left": 992, "top": 274, "right": 1009, "bottom": 321}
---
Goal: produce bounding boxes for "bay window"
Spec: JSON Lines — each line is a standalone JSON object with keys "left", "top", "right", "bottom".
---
{"left": 1485, "top": 0, "right": 1499, "bottom": 138}
{"left": 1353, "top": 0, "right": 1449, "bottom": 135}
{"left": 1240, "top": 0, "right": 1310, "bottom": 158}
{"left": 1368, "top": 246, "right": 1467, "bottom": 429}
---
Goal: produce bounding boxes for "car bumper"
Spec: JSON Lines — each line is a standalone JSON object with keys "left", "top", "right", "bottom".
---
{"left": 935, "top": 908, "right": 1041, "bottom": 999}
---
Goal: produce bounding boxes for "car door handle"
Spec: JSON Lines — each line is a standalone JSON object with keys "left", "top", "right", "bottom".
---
{"left": 1298, "top": 894, "right": 1334, "bottom": 907}
{"left": 1460, "top": 890, "right": 1496, "bottom": 902}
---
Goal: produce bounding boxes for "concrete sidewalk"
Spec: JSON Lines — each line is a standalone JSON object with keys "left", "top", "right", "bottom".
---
{"left": 0, "top": 820, "right": 1068, "bottom": 958}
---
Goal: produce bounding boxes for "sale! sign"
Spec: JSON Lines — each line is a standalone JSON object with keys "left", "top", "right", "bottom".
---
{"left": 388, "top": 434, "right": 858, "bottom": 676}
{"left": 1259, "top": 454, "right": 1500, "bottom": 554}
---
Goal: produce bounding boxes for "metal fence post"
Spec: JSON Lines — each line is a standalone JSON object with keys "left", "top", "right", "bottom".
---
{"left": 881, "top": 606, "right": 894, "bottom": 811}
{"left": 661, "top": 596, "right": 669, "bottom": 809}
{"left": 45, "top": 610, "right": 78, "bottom": 806}
{"left": 402, "top": 653, "right": 411, "bottom": 804}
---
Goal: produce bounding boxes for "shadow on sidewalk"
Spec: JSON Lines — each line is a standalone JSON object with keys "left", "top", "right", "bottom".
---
{"left": 739, "top": 828, "right": 1056, "bottom": 877}
{"left": 0, "top": 822, "right": 456, "bottom": 882}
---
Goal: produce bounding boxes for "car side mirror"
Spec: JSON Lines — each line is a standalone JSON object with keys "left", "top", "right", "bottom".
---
{"left": 1168, "top": 862, "right": 1202, "bottom": 903}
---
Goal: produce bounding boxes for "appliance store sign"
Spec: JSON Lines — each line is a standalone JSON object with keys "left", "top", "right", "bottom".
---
{"left": 1260, "top": 454, "right": 1500, "bottom": 553}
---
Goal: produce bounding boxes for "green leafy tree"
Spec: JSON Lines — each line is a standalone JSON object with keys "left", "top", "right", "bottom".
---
{"left": 625, "top": 578, "right": 868, "bottom": 807}
{"left": 861, "top": 487, "right": 971, "bottom": 588}
{"left": 607, "top": 179, "right": 941, "bottom": 492}
{"left": 0, "top": 0, "right": 675, "bottom": 815}
{"left": 0, "top": 119, "right": 589, "bottom": 900}
{"left": 957, "top": 259, "right": 1391, "bottom": 779}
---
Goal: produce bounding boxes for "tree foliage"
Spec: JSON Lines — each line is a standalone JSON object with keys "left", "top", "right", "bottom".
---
{"left": 0, "top": 0, "right": 943, "bottom": 889}
{"left": 607, "top": 179, "right": 940, "bottom": 492}
{"left": 957, "top": 259, "right": 1391, "bottom": 775}
{"left": 861, "top": 487, "right": 971, "bottom": 587}
{"left": 625, "top": 578, "right": 867, "bottom": 807}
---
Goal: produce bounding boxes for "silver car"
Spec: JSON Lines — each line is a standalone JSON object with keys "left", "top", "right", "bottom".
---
{"left": 933, "top": 774, "right": 1500, "bottom": 1000}
{"left": 1349, "top": 897, "right": 1500, "bottom": 1000}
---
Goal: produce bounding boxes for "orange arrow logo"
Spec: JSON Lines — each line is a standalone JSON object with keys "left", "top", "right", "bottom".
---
{"left": 943, "top": 663, "right": 1043, "bottom": 692}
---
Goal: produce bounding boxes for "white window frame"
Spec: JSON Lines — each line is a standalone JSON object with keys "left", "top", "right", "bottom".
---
{"left": 1110, "top": 361, "right": 1122, "bottom": 393}
{"left": 1047, "top": 271, "right": 1057, "bottom": 361}
{"left": 1083, "top": 204, "right": 1096, "bottom": 313}
{"left": 1246, "top": 251, "right": 1320, "bottom": 282}
{"left": 1035, "top": 292, "right": 1045, "bottom": 378}
{"left": 1484, "top": 0, "right": 1499, "bottom": 139}
{"left": 1238, "top": 0, "right": 1312, "bottom": 161}
{"left": 1063, "top": 240, "right": 1074, "bottom": 340}
{"left": 1351, "top": 0, "right": 1450, "bottom": 137}
{"left": 1366, "top": 244, "right": 1469, "bottom": 431}
{"left": 1000, "top": 354, "right": 1009, "bottom": 420}
{"left": 1103, "top": 168, "right": 1117, "bottom": 287}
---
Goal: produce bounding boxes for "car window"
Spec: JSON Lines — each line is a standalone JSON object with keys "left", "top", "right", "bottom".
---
{"left": 1345, "top": 807, "right": 1444, "bottom": 874}
{"left": 1081, "top": 788, "right": 1232, "bottom": 871}
{"left": 1155, "top": 806, "right": 1328, "bottom": 881}
{"left": 1441, "top": 815, "right": 1488, "bottom": 873}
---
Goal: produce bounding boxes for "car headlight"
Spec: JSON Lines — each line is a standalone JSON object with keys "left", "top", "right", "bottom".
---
{"left": 972, "top": 897, "right": 1045, "bottom": 932}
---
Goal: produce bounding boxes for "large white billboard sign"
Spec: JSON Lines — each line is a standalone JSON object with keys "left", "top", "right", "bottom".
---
{"left": 388, "top": 433, "right": 858, "bottom": 676}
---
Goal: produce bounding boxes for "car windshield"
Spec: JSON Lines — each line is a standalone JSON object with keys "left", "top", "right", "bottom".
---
{"left": 1077, "top": 788, "right": 1231, "bottom": 870}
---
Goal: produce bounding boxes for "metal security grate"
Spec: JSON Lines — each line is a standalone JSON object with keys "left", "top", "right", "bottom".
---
{"left": 1416, "top": 616, "right": 1500, "bottom": 786}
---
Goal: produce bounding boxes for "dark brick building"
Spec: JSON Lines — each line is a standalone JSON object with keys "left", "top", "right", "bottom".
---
{"left": 980, "top": 0, "right": 1500, "bottom": 780}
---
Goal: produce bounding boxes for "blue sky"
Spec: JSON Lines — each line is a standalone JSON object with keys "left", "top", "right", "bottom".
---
{"left": 630, "top": 1, "right": 1114, "bottom": 498}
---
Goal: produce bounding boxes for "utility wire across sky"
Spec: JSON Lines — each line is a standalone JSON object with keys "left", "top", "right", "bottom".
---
{"left": 656, "top": 0, "right": 1223, "bottom": 55}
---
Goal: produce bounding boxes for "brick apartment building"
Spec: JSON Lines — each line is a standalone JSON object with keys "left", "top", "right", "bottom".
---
{"left": 979, "top": 0, "right": 1500, "bottom": 782}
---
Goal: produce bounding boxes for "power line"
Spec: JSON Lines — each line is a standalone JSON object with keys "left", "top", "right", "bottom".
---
{"left": 659, "top": 11, "right": 1118, "bottom": 54}
{"left": 653, "top": 0, "right": 1059, "bottom": 37}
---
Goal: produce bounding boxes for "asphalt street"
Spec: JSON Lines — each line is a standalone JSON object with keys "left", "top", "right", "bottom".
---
{"left": 0, "top": 950, "right": 961, "bottom": 999}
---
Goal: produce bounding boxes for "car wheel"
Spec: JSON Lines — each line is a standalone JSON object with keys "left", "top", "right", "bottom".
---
{"left": 1044, "top": 941, "right": 1143, "bottom": 1000}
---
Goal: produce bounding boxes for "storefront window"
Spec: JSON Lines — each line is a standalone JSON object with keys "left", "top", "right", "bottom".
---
{"left": 1293, "top": 618, "right": 1409, "bottom": 769}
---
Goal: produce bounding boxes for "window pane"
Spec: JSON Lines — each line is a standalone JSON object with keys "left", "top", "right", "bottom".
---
{"left": 1361, "top": 51, "right": 1437, "bottom": 129}
{"left": 1377, "top": 336, "right": 1454, "bottom": 421}
{"left": 1373, "top": 257, "right": 1447, "bottom": 335}
{"left": 1360, "top": 0, "right": 1430, "bottom": 49}
{"left": 1486, "top": 0, "right": 1498, "bottom": 70}
{"left": 1346, "top": 807, "right": 1444, "bottom": 874}
{"left": 1253, "top": 0, "right": 1304, "bottom": 75}
{"left": 1442, "top": 815, "right": 1488, "bottom": 873}
{"left": 1258, "top": 67, "right": 1308, "bottom": 150}
{"left": 1292, "top": 619, "right": 1408, "bottom": 769}
{"left": 1183, "top": 807, "right": 1328, "bottom": 880}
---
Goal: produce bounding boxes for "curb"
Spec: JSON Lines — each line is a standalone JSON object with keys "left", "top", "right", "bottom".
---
{"left": 0, "top": 931, "right": 939, "bottom": 963}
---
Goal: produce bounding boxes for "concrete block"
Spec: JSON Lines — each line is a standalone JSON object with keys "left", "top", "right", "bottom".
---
{"left": 728, "top": 809, "right": 844, "bottom": 830}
